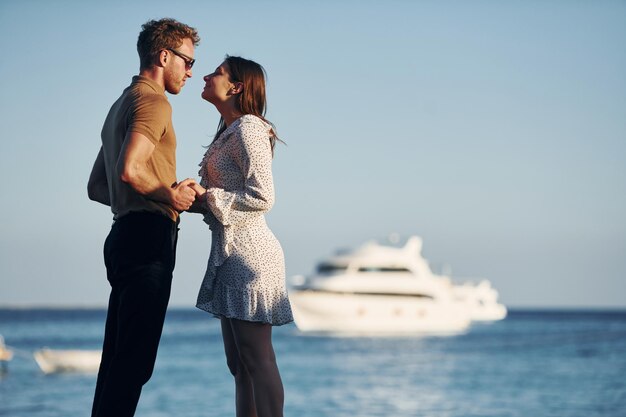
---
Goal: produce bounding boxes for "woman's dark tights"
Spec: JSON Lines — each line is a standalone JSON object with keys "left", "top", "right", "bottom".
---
{"left": 221, "top": 318, "right": 284, "bottom": 417}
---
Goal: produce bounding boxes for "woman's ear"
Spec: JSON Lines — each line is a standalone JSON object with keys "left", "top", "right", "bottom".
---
{"left": 231, "top": 82, "right": 244, "bottom": 94}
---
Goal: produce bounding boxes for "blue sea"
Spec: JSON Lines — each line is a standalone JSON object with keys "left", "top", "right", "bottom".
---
{"left": 0, "top": 309, "right": 625, "bottom": 417}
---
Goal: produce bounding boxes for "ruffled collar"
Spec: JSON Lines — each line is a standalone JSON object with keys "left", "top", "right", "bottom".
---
{"left": 222, "top": 114, "right": 269, "bottom": 138}
{"left": 198, "top": 115, "right": 270, "bottom": 186}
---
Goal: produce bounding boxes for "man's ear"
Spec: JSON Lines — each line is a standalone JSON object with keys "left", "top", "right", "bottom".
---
{"left": 158, "top": 50, "right": 168, "bottom": 67}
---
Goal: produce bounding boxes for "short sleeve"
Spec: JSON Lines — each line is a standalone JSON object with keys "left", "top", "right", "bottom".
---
{"left": 128, "top": 94, "right": 172, "bottom": 145}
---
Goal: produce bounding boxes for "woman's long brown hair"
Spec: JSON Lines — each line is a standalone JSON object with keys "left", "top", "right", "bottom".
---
{"left": 213, "top": 55, "right": 281, "bottom": 154}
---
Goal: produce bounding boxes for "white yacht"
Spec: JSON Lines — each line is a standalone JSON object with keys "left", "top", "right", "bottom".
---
{"left": 289, "top": 236, "right": 506, "bottom": 335}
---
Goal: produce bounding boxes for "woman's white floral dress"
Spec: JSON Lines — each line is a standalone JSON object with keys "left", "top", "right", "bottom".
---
{"left": 196, "top": 114, "right": 293, "bottom": 325}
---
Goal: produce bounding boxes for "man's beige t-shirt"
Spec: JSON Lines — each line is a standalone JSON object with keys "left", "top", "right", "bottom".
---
{"left": 101, "top": 76, "right": 178, "bottom": 221}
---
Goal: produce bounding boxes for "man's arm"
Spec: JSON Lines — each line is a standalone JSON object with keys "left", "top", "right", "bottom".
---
{"left": 87, "top": 147, "right": 111, "bottom": 206}
{"left": 117, "top": 131, "right": 195, "bottom": 211}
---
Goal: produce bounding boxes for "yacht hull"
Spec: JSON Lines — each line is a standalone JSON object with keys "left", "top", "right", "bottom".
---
{"left": 290, "top": 290, "right": 471, "bottom": 335}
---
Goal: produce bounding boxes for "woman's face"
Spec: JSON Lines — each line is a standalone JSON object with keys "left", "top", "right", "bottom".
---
{"left": 201, "top": 62, "right": 235, "bottom": 104}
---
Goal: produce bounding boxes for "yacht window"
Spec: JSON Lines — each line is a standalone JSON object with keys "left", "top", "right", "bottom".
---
{"left": 317, "top": 264, "right": 347, "bottom": 274}
{"left": 357, "top": 267, "right": 411, "bottom": 273}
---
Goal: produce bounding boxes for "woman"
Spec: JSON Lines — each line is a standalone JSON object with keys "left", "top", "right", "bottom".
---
{"left": 189, "top": 56, "right": 293, "bottom": 417}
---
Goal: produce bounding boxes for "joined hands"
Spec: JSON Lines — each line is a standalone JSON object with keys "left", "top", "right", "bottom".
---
{"left": 171, "top": 179, "right": 207, "bottom": 213}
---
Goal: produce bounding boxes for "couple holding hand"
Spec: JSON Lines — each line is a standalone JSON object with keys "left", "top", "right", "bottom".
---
{"left": 87, "top": 18, "right": 292, "bottom": 417}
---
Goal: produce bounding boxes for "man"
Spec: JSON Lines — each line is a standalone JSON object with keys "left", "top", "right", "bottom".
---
{"left": 87, "top": 18, "right": 200, "bottom": 417}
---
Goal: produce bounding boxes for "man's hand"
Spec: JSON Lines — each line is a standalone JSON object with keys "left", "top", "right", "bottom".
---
{"left": 170, "top": 178, "right": 197, "bottom": 212}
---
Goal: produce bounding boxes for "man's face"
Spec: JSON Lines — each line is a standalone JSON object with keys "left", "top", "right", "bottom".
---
{"left": 164, "top": 37, "right": 194, "bottom": 95}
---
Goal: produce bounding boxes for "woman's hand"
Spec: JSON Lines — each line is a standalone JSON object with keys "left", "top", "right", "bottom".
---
{"left": 187, "top": 181, "right": 207, "bottom": 197}
{"left": 180, "top": 180, "right": 207, "bottom": 213}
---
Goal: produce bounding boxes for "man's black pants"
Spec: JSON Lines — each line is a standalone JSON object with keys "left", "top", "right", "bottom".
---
{"left": 91, "top": 212, "right": 178, "bottom": 417}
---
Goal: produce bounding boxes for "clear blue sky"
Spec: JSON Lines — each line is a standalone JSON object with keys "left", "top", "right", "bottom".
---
{"left": 1, "top": 0, "right": 624, "bottom": 308}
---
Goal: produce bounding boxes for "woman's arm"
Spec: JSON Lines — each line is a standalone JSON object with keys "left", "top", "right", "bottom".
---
{"left": 204, "top": 119, "right": 275, "bottom": 226}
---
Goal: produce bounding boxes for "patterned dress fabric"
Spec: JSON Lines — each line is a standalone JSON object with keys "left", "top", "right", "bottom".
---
{"left": 196, "top": 115, "right": 293, "bottom": 326}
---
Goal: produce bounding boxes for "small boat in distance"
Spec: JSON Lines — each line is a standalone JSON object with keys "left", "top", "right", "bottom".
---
{"left": 33, "top": 349, "right": 101, "bottom": 374}
{"left": 0, "top": 335, "right": 13, "bottom": 371}
{"left": 289, "top": 236, "right": 506, "bottom": 335}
